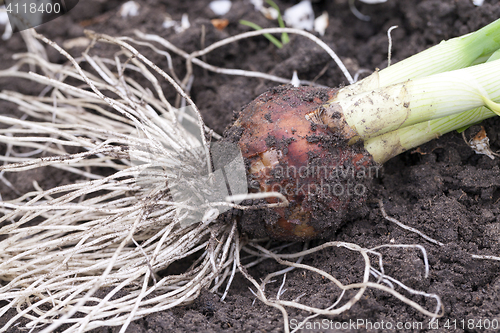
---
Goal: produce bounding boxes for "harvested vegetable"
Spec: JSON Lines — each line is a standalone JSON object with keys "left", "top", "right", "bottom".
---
{"left": 229, "top": 19, "right": 500, "bottom": 240}
{"left": 0, "top": 12, "right": 494, "bottom": 333}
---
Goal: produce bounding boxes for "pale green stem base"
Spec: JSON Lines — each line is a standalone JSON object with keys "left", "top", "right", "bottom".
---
{"left": 332, "top": 19, "right": 500, "bottom": 163}
{"left": 336, "top": 59, "right": 500, "bottom": 139}
{"left": 365, "top": 107, "right": 496, "bottom": 164}
{"left": 340, "top": 18, "right": 500, "bottom": 97}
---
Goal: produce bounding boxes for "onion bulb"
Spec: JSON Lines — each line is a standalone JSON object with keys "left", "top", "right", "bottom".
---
{"left": 222, "top": 19, "right": 500, "bottom": 240}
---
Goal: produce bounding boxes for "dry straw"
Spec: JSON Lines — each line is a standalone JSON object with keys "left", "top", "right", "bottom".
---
{"left": 1, "top": 28, "right": 441, "bottom": 333}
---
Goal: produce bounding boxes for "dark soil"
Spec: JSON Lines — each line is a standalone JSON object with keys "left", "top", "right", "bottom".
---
{"left": 1, "top": 0, "right": 500, "bottom": 332}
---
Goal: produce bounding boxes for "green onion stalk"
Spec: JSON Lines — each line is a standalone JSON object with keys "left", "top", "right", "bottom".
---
{"left": 226, "top": 19, "right": 500, "bottom": 241}
{"left": 335, "top": 20, "right": 500, "bottom": 163}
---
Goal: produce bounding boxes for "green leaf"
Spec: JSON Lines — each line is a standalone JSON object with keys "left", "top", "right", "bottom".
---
{"left": 239, "top": 20, "right": 283, "bottom": 49}
{"left": 265, "top": 0, "right": 289, "bottom": 45}
{"left": 456, "top": 125, "right": 472, "bottom": 133}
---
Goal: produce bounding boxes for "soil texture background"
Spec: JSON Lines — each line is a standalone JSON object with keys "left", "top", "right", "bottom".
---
{"left": 1, "top": 0, "right": 500, "bottom": 332}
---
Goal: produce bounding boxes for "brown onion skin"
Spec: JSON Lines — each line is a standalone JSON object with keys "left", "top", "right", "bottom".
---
{"left": 224, "top": 85, "right": 377, "bottom": 241}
